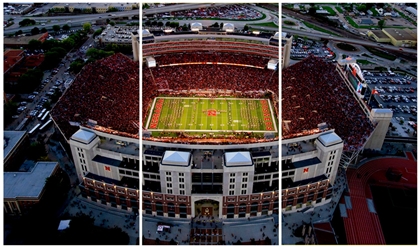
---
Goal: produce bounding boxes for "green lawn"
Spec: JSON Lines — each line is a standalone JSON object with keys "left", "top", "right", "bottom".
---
{"left": 335, "top": 6, "right": 343, "bottom": 14}
{"left": 302, "top": 21, "right": 340, "bottom": 36}
{"left": 321, "top": 6, "right": 337, "bottom": 16}
{"left": 146, "top": 97, "right": 277, "bottom": 133}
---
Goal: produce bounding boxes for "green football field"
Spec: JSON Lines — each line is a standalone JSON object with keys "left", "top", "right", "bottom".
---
{"left": 146, "top": 97, "right": 277, "bottom": 133}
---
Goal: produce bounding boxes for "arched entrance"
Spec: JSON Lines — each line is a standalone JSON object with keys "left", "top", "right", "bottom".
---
{"left": 191, "top": 195, "right": 223, "bottom": 218}
{"left": 194, "top": 199, "right": 220, "bottom": 218}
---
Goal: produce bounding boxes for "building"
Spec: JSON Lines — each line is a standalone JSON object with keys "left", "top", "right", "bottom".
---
{"left": 132, "top": 30, "right": 140, "bottom": 61}
{"left": 4, "top": 162, "right": 59, "bottom": 216}
{"left": 50, "top": 53, "right": 140, "bottom": 212}
{"left": 4, "top": 32, "right": 49, "bottom": 48}
{"left": 382, "top": 28, "right": 417, "bottom": 47}
{"left": 142, "top": 39, "right": 280, "bottom": 222}
{"left": 405, "top": 6, "right": 417, "bottom": 16}
{"left": 4, "top": 49, "right": 24, "bottom": 75}
{"left": 281, "top": 56, "right": 390, "bottom": 213}
{"left": 3, "top": 131, "right": 30, "bottom": 171}
{"left": 141, "top": 29, "right": 155, "bottom": 44}
{"left": 367, "top": 30, "right": 392, "bottom": 43}
{"left": 281, "top": 32, "right": 292, "bottom": 69}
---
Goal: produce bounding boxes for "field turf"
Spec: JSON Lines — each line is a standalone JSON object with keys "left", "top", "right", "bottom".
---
{"left": 146, "top": 97, "right": 277, "bottom": 133}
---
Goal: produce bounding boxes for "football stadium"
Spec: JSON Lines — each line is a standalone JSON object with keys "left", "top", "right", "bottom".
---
{"left": 142, "top": 35, "right": 280, "bottom": 245}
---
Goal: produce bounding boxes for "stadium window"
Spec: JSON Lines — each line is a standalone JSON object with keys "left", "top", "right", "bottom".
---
{"left": 230, "top": 173, "right": 235, "bottom": 177}
{"left": 242, "top": 177, "right": 248, "bottom": 182}
{"left": 167, "top": 183, "right": 172, "bottom": 188}
{"left": 166, "top": 172, "right": 171, "bottom": 176}
{"left": 229, "top": 190, "right": 234, "bottom": 195}
{"left": 167, "top": 189, "right": 173, "bottom": 194}
{"left": 179, "top": 173, "right": 184, "bottom": 177}
{"left": 166, "top": 177, "right": 172, "bottom": 182}
{"left": 241, "top": 189, "right": 247, "bottom": 195}
{"left": 242, "top": 183, "right": 247, "bottom": 189}
{"left": 179, "top": 184, "right": 184, "bottom": 189}
{"left": 179, "top": 178, "right": 184, "bottom": 183}
{"left": 180, "top": 190, "right": 185, "bottom": 195}
{"left": 243, "top": 173, "right": 248, "bottom": 176}
{"left": 229, "top": 184, "right": 234, "bottom": 189}
{"left": 230, "top": 178, "right": 235, "bottom": 183}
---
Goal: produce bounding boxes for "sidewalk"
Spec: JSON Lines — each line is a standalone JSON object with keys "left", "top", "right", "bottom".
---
{"left": 142, "top": 213, "right": 279, "bottom": 245}
{"left": 61, "top": 195, "right": 139, "bottom": 245}
{"left": 282, "top": 168, "right": 347, "bottom": 244}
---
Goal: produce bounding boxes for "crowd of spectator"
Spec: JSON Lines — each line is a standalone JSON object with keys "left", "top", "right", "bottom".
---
{"left": 143, "top": 41, "right": 278, "bottom": 59}
{"left": 282, "top": 56, "right": 375, "bottom": 151}
{"left": 154, "top": 52, "right": 269, "bottom": 68}
{"left": 51, "top": 53, "right": 140, "bottom": 139}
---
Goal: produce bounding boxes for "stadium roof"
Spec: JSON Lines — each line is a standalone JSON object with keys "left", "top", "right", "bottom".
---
{"left": 162, "top": 151, "right": 191, "bottom": 166}
{"left": 4, "top": 162, "right": 58, "bottom": 199}
{"left": 225, "top": 152, "right": 252, "bottom": 167}
{"left": 71, "top": 129, "right": 96, "bottom": 144}
{"left": 318, "top": 132, "right": 342, "bottom": 147}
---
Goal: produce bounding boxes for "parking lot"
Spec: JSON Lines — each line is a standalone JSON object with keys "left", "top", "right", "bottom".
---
{"left": 290, "top": 38, "right": 334, "bottom": 60}
{"left": 364, "top": 70, "right": 417, "bottom": 135}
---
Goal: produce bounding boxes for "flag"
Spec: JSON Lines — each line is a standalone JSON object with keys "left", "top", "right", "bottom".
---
{"left": 372, "top": 89, "right": 379, "bottom": 95}
{"left": 356, "top": 82, "right": 362, "bottom": 93}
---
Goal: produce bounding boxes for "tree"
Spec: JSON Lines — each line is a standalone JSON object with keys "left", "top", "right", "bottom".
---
{"left": 19, "top": 18, "right": 35, "bottom": 26}
{"left": 53, "top": 25, "right": 60, "bottom": 32}
{"left": 61, "top": 38, "right": 75, "bottom": 50}
{"left": 157, "top": 21, "right": 163, "bottom": 27}
{"left": 43, "top": 51, "right": 61, "bottom": 69}
{"left": 28, "top": 39, "right": 42, "bottom": 50}
{"left": 31, "top": 27, "right": 40, "bottom": 35}
{"left": 357, "top": 4, "right": 367, "bottom": 12}
{"left": 17, "top": 69, "right": 43, "bottom": 93}
{"left": 15, "top": 30, "right": 23, "bottom": 36}
{"left": 93, "top": 28, "right": 103, "bottom": 38}
{"left": 165, "top": 21, "right": 171, "bottom": 27}
{"left": 308, "top": 7, "right": 317, "bottom": 16}
{"left": 182, "top": 24, "right": 188, "bottom": 31}
{"left": 41, "top": 27, "right": 47, "bottom": 33}
{"left": 27, "top": 141, "right": 47, "bottom": 160}
{"left": 62, "top": 24, "right": 70, "bottom": 31}
{"left": 41, "top": 39, "right": 60, "bottom": 51}
{"left": 83, "top": 22, "right": 92, "bottom": 32}
{"left": 378, "top": 19, "right": 385, "bottom": 29}
{"left": 243, "top": 25, "right": 249, "bottom": 31}
{"left": 213, "top": 22, "right": 219, "bottom": 28}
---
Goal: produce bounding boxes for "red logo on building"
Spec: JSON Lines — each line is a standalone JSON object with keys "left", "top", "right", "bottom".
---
{"left": 105, "top": 166, "right": 111, "bottom": 171}
{"left": 303, "top": 168, "right": 309, "bottom": 173}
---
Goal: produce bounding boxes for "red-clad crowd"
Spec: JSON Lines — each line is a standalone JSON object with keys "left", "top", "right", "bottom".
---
{"left": 155, "top": 52, "right": 269, "bottom": 68}
{"left": 51, "top": 53, "right": 140, "bottom": 139}
{"left": 282, "top": 56, "right": 375, "bottom": 151}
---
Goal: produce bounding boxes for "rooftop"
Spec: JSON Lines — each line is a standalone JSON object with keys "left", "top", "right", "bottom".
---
{"left": 383, "top": 28, "right": 417, "bottom": 41}
{"left": 4, "top": 162, "right": 58, "bottom": 199}
{"left": 4, "top": 131, "right": 26, "bottom": 161}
